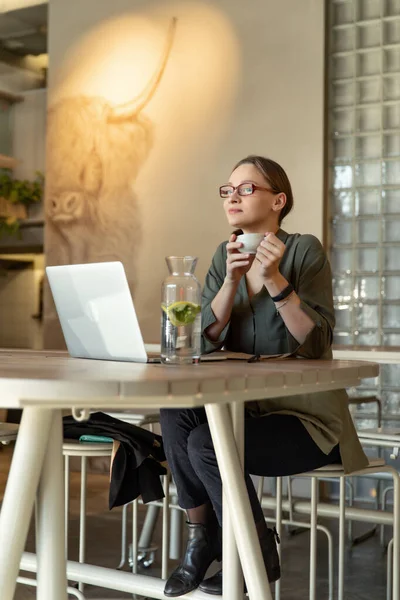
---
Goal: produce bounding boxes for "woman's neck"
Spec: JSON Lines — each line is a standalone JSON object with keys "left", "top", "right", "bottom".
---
{"left": 241, "top": 223, "right": 280, "bottom": 235}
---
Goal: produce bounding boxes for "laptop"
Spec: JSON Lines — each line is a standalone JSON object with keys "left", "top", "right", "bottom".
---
{"left": 46, "top": 261, "right": 226, "bottom": 364}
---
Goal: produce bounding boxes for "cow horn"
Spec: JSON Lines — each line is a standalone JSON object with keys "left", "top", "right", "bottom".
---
{"left": 107, "top": 17, "right": 177, "bottom": 123}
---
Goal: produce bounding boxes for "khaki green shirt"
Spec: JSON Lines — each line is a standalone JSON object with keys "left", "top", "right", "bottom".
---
{"left": 201, "top": 228, "right": 368, "bottom": 474}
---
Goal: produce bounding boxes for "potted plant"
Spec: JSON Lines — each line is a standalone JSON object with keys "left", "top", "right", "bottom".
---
{"left": 0, "top": 170, "right": 44, "bottom": 238}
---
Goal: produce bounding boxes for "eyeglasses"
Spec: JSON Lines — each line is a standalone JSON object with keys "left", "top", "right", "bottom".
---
{"left": 219, "top": 183, "right": 274, "bottom": 199}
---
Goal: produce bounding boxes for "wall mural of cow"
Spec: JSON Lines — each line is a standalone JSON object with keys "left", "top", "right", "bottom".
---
{"left": 44, "top": 18, "right": 176, "bottom": 347}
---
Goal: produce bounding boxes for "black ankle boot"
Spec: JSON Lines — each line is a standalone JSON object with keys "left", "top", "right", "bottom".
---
{"left": 163, "top": 521, "right": 222, "bottom": 597}
{"left": 198, "top": 527, "right": 280, "bottom": 595}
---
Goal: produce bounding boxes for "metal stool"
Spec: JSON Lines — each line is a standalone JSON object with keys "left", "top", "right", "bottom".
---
{"left": 63, "top": 441, "right": 113, "bottom": 593}
{"left": 258, "top": 459, "right": 400, "bottom": 600}
{"left": 295, "top": 459, "right": 399, "bottom": 600}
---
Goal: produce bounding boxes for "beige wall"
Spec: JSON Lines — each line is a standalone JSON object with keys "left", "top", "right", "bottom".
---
{"left": 46, "top": 0, "right": 325, "bottom": 344}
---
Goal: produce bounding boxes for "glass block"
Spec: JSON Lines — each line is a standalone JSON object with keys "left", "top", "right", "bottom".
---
{"left": 357, "top": 375, "right": 380, "bottom": 388}
{"left": 355, "top": 302, "right": 379, "bottom": 327}
{"left": 355, "top": 134, "right": 381, "bottom": 158}
{"left": 381, "top": 363, "right": 400, "bottom": 385}
{"left": 332, "top": 81, "right": 355, "bottom": 106}
{"left": 383, "top": 333, "right": 400, "bottom": 345}
{"left": 384, "top": 275, "right": 400, "bottom": 298}
{"left": 384, "top": 48, "right": 400, "bottom": 73}
{"left": 357, "top": 219, "right": 380, "bottom": 243}
{"left": 357, "top": 0, "right": 381, "bottom": 20}
{"left": 384, "top": 246, "right": 400, "bottom": 269}
{"left": 333, "top": 137, "right": 353, "bottom": 160}
{"left": 333, "top": 164, "right": 353, "bottom": 188}
{"left": 357, "top": 78, "right": 381, "bottom": 103}
{"left": 335, "top": 305, "right": 352, "bottom": 328}
{"left": 356, "top": 106, "right": 381, "bottom": 131}
{"left": 383, "top": 19, "right": 400, "bottom": 44}
{"left": 332, "top": 109, "right": 354, "bottom": 135}
{"left": 333, "top": 275, "right": 353, "bottom": 300}
{"left": 383, "top": 76, "right": 400, "bottom": 100}
{"left": 357, "top": 247, "right": 379, "bottom": 271}
{"left": 355, "top": 161, "right": 381, "bottom": 185}
{"left": 331, "top": 248, "right": 353, "bottom": 271}
{"left": 355, "top": 275, "right": 381, "bottom": 299}
{"left": 332, "top": 190, "right": 354, "bottom": 215}
{"left": 357, "top": 50, "right": 381, "bottom": 76}
{"left": 383, "top": 160, "right": 400, "bottom": 184}
{"left": 355, "top": 330, "right": 380, "bottom": 345}
{"left": 333, "top": 219, "right": 353, "bottom": 243}
{"left": 383, "top": 218, "right": 400, "bottom": 240}
{"left": 383, "top": 0, "right": 400, "bottom": 16}
{"left": 381, "top": 391, "right": 400, "bottom": 414}
{"left": 333, "top": 331, "right": 354, "bottom": 345}
{"left": 357, "top": 23, "right": 381, "bottom": 48}
{"left": 333, "top": 27, "right": 355, "bottom": 52}
{"left": 383, "top": 104, "right": 400, "bottom": 129}
{"left": 384, "top": 134, "right": 400, "bottom": 157}
{"left": 383, "top": 304, "right": 400, "bottom": 327}
{"left": 382, "top": 189, "right": 400, "bottom": 212}
{"left": 334, "top": 1, "right": 354, "bottom": 24}
{"left": 355, "top": 189, "right": 381, "bottom": 214}
{"left": 333, "top": 55, "right": 355, "bottom": 79}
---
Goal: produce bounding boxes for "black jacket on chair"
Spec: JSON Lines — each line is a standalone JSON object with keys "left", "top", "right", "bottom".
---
{"left": 63, "top": 412, "right": 167, "bottom": 509}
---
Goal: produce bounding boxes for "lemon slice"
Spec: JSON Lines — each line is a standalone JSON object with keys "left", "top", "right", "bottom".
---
{"left": 161, "top": 301, "right": 201, "bottom": 327}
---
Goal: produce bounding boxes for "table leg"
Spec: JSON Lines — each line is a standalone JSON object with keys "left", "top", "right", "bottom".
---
{"left": 222, "top": 403, "right": 244, "bottom": 600}
{"left": 0, "top": 407, "right": 53, "bottom": 600}
{"left": 36, "top": 409, "right": 68, "bottom": 600}
{"left": 205, "top": 402, "right": 273, "bottom": 600}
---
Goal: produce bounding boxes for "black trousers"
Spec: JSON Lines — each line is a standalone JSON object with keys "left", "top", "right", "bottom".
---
{"left": 159, "top": 408, "right": 341, "bottom": 525}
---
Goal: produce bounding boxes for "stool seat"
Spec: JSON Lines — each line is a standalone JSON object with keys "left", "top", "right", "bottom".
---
{"left": 62, "top": 441, "right": 113, "bottom": 457}
{"left": 314, "top": 458, "right": 386, "bottom": 473}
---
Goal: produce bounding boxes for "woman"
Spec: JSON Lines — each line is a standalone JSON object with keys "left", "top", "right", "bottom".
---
{"left": 160, "top": 155, "right": 368, "bottom": 597}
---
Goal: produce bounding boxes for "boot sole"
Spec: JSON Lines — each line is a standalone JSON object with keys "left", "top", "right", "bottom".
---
{"left": 198, "top": 566, "right": 281, "bottom": 595}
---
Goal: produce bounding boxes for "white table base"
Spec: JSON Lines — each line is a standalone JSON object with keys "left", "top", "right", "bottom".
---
{"left": 1, "top": 401, "right": 272, "bottom": 600}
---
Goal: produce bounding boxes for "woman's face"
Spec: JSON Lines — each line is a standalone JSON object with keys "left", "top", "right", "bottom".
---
{"left": 222, "top": 163, "right": 279, "bottom": 232}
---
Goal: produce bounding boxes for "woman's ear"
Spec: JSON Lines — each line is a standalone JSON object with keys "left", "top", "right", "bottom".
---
{"left": 273, "top": 194, "right": 287, "bottom": 213}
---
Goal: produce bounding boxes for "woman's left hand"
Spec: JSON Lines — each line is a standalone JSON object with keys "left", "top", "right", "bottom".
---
{"left": 255, "top": 232, "right": 286, "bottom": 280}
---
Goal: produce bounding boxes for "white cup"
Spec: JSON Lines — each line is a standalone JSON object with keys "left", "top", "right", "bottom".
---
{"left": 236, "top": 233, "right": 265, "bottom": 254}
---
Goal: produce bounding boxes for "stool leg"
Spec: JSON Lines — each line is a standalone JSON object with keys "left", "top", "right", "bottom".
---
{"left": 169, "top": 494, "right": 182, "bottom": 560}
{"left": 162, "top": 473, "right": 170, "bottom": 580}
{"left": 257, "top": 476, "right": 264, "bottom": 503}
{"left": 138, "top": 503, "right": 160, "bottom": 551}
{"left": 392, "top": 470, "right": 400, "bottom": 600}
{"left": 275, "top": 476, "right": 282, "bottom": 600}
{"left": 117, "top": 503, "right": 128, "bottom": 569}
{"left": 309, "top": 477, "right": 318, "bottom": 600}
{"left": 387, "top": 538, "right": 393, "bottom": 600}
{"left": 131, "top": 500, "right": 138, "bottom": 574}
{"left": 78, "top": 455, "right": 87, "bottom": 593}
{"left": 64, "top": 454, "right": 70, "bottom": 558}
{"left": 338, "top": 476, "right": 346, "bottom": 600}
{"left": 347, "top": 478, "right": 353, "bottom": 542}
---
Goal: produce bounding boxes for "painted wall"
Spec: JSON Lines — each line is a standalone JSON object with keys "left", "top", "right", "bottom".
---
{"left": 45, "top": 0, "right": 325, "bottom": 345}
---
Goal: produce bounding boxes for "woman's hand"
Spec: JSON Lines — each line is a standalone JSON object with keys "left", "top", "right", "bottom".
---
{"left": 225, "top": 234, "right": 255, "bottom": 284}
{"left": 255, "top": 232, "right": 286, "bottom": 281}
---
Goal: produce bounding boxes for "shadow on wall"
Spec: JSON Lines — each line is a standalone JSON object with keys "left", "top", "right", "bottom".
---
{"left": 46, "top": 18, "right": 177, "bottom": 273}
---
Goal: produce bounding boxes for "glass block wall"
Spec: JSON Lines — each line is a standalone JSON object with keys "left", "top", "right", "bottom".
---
{"left": 327, "top": 0, "right": 400, "bottom": 426}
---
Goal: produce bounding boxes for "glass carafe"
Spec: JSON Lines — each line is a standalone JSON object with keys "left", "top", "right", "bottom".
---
{"left": 161, "top": 256, "right": 201, "bottom": 365}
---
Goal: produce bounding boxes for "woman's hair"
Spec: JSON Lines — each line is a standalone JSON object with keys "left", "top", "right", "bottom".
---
{"left": 232, "top": 155, "right": 294, "bottom": 224}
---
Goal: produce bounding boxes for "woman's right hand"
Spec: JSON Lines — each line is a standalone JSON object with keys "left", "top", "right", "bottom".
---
{"left": 225, "top": 234, "right": 255, "bottom": 284}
